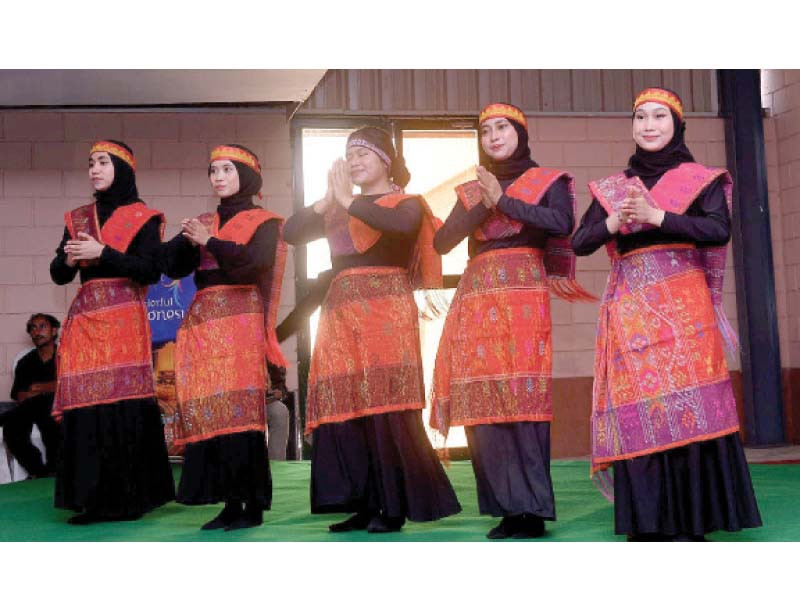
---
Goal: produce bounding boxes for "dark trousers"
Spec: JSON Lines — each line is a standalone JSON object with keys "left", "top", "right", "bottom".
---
{"left": 0, "top": 394, "right": 60, "bottom": 477}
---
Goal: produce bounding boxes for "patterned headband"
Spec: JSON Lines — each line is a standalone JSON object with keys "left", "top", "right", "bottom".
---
{"left": 210, "top": 145, "right": 261, "bottom": 173}
{"left": 90, "top": 141, "right": 136, "bottom": 171}
{"left": 633, "top": 88, "right": 684, "bottom": 120}
{"left": 479, "top": 103, "right": 528, "bottom": 131}
{"left": 347, "top": 138, "right": 392, "bottom": 166}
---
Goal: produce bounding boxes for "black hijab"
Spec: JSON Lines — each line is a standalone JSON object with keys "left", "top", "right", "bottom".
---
{"left": 479, "top": 118, "right": 538, "bottom": 181}
{"left": 92, "top": 140, "right": 140, "bottom": 224}
{"left": 626, "top": 104, "right": 695, "bottom": 180}
{"left": 210, "top": 143, "right": 263, "bottom": 226}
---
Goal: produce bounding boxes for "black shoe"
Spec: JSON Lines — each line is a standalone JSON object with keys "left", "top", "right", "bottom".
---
{"left": 626, "top": 532, "right": 672, "bottom": 542}
{"left": 512, "top": 514, "right": 546, "bottom": 539}
{"left": 672, "top": 534, "right": 709, "bottom": 542}
{"left": 225, "top": 503, "right": 264, "bottom": 531}
{"left": 367, "top": 514, "right": 405, "bottom": 533}
{"left": 329, "top": 512, "right": 373, "bottom": 533}
{"left": 116, "top": 512, "right": 144, "bottom": 522}
{"left": 68, "top": 512, "right": 100, "bottom": 525}
{"left": 201, "top": 502, "right": 243, "bottom": 531}
{"left": 487, "top": 516, "right": 518, "bottom": 539}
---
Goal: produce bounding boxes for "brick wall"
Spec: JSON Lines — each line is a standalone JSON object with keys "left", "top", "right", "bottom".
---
{"left": 762, "top": 70, "right": 800, "bottom": 369}
{"left": 0, "top": 109, "right": 297, "bottom": 398}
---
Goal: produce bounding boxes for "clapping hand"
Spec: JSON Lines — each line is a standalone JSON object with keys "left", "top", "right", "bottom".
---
{"left": 476, "top": 166, "right": 502, "bottom": 209}
{"left": 181, "top": 218, "right": 212, "bottom": 246}
{"left": 64, "top": 232, "right": 105, "bottom": 265}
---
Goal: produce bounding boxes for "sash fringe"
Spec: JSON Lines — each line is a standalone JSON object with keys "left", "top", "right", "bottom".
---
{"left": 591, "top": 468, "right": 615, "bottom": 503}
{"left": 715, "top": 304, "right": 740, "bottom": 355}
{"left": 548, "top": 277, "right": 599, "bottom": 302}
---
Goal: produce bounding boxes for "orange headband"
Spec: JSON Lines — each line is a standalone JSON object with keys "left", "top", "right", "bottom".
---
{"left": 210, "top": 145, "right": 261, "bottom": 173}
{"left": 633, "top": 88, "right": 684, "bottom": 120}
{"left": 90, "top": 141, "right": 136, "bottom": 171}
{"left": 479, "top": 103, "right": 528, "bottom": 131}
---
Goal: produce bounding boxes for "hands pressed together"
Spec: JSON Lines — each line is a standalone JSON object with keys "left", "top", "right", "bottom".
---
{"left": 606, "top": 186, "right": 666, "bottom": 234}
{"left": 181, "top": 218, "right": 212, "bottom": 247}
{"left": 315, "top": 159, "right": 354, "bottom": 214}
{"left": 64, "top": 232, "right": 105, "bottom": 266}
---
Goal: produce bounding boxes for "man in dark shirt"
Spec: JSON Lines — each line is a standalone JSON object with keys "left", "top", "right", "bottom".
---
{"left": 1, "top": 313, "right": 61, "bottom": 478}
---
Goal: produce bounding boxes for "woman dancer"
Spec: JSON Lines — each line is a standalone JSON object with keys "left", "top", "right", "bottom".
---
{"left": 431, "top": 103, "right": 590, "bottom": 539}
{"left": 283, "top": 126, "right": 461, "bottom": 533}
{"left": 161, "top": 144, "right": 287, "bottom": 531}
{"left": 50, "top": 140, "right": 175, "bottom": 524}
{"left": 571, "top": 87, "right": 762, "bottom": 541}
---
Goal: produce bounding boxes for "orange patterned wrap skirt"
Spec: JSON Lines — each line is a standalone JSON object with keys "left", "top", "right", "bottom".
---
{"left": 431, "top": 248, "right": 553, "bottom": 435}
{"left": 54, "top": 278, "right": 155, "bottom": 417}
{"left": 174, "top": 284, "right": 267, "bottom": 445}
{"left": 305, "top": 267, "right": 426, "bottom": 434}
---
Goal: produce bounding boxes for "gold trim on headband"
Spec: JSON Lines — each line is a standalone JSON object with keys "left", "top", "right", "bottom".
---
{"left": 633, "top": 88, "right": 684, "bottom": 120}
{"left": 210, "top": 146, "right": 261, "bottom": 173}
{"left": 90, "top": 141, "right": 136, "bottom": 171}
{"left": 479, "top": 103, "right": 528, "bottom": 131}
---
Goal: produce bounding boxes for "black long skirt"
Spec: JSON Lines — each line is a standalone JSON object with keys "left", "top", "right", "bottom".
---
{"left": 465, "top": 421, "right": 556, "bottom": 519}
{"left": 310, "top": 410, "right": 461, "bottom": 522}
{"left": 55, "top": 397, "right": 175, "bottom": 519}
{"left": 177, "top": 430, "right": 272, "bottom": 509}
{"left": 613, "top": 432, "right": 763, "bottom": 537}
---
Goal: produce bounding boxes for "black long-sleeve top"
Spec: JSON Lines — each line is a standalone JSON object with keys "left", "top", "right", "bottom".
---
{"left": 283, "top": 195, "right": 423, "bottom": 271}
{"left": 50, "top": 205, "right": 163, "bottom": 286}
{"left": 159, "top": 219, "right": 279, "bottom": 291}
{"left": 433, "top": 177, "right": 574, "bottom": 258}
{"left": 571, "top": 173, "right": 731, "bottom": 257}
{"left": 10, "top": 349, "right": 56, "bottom": 402}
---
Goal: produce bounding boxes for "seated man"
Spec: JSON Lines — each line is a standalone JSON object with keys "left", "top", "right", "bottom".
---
{"left": 1, "top": 314, "right": 61, "bottom": 478}
{"left": 266, "top": 361, "right": 290, "bottom": 460}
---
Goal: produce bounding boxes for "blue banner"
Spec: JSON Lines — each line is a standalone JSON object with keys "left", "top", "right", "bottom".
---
{"left": 146, "top": 274, "right": 197, "bottom": 345}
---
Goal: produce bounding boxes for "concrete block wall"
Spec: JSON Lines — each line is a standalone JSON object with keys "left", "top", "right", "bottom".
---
{"left": 763, "top": 70, "right": 800, "bottom": 369}
{"left": 0, "top": 109, "right": 297, "bottom": 399}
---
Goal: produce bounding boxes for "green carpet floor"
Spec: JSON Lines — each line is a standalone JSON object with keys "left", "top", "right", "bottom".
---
{"left": 1, "top": 460, "right": 797, "bottom": 541}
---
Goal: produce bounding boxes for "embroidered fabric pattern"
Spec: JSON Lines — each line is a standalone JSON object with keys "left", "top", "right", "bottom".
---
{"left": 323, "top": 203, "right": 359, "bottom": 258}
{"left": 304, "top": 267, "right": 426, "bottom": 434}
{"left": 194, "top": 208, "right": 288, "bottom": 367}
{"left": 588, "top": 163, "right": 737, "bottom": 351}
{"left": 591, "top": 244, "right": 740, "bottom": 475}
{"left": 456, "top": 168, "right": 594, "bottom": 301}
{"left": 174, "top": 285, "right": 267, "bottom": 445}
{"left": 53, "top": 278, "right": 155, "bottom": 417}
{"left": 348, "top": 193, "right": 443, "bottom": 289}
{"left": 430, "top": 248, "right": 552, "bottom": 436}
{"left": 65, "top": 202, "right": 164, "bottom": 268}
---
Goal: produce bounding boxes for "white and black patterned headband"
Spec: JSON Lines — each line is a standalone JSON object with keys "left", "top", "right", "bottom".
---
{"left": 346, "top": 138, "right": 392, "bottom": 167}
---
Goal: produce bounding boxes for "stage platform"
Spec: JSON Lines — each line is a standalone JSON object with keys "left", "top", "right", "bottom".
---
{"left": 1, "top": 460, "right": 797, "bottom": 542}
